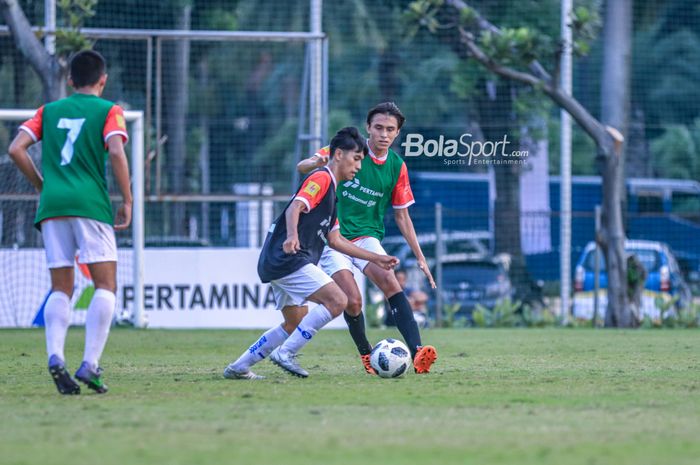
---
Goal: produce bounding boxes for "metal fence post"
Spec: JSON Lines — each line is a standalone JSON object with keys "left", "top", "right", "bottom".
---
{"left": 435, "top": 202, "right": 443, "bottom": 327}
{"left": 593, "top": 204, "right": 602, "bottom": 326}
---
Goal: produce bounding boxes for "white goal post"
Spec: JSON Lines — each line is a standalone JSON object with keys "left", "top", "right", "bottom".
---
{"left": 0, "top": 109, "right": 145, "bottom": 328}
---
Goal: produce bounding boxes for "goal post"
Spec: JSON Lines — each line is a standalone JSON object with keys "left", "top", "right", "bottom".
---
{"left": 127, "top": 111, "right": 145, "bottom": 328}
{"left": 0, "top": 108, "right": 145, "bottom": 328}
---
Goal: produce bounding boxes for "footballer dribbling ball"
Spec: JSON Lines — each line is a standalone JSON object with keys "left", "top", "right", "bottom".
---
{"left": 370, "top": 338, "right": 412, "bottom": 378}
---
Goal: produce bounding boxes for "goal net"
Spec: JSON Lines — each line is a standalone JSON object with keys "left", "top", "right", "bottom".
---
{"left": 0, "top": 109, "right": 145, "bottom": 328}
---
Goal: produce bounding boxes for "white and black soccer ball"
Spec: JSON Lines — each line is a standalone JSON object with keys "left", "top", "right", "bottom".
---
{"left": 114, "top": 308, "right": 149, "bottom": 328}
{"left": 370, "top": 338, "right": 412, "bottom": 378}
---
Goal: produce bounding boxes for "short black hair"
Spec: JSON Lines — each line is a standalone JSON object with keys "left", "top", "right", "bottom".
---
{"left": 69, "top": 50, "right": 106, "bottom": 88}
{"left": 329, "top": 127, "right": 368, "bottom": 158}
{"left": 366, "top": 102, "right": 405, "bottom": 129}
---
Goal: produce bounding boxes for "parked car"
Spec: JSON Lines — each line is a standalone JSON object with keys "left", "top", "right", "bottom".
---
{"left": 437, "top": 255, "right": 513, "bottom": 318}
{"left": 382, "top": 230, "right": 492, "bottom": 289}
{"left": 382, "top": 231, "right": 512, "bottom": 320}
{"left": 573, "top": 240, "right": 692, "bottom": 320}
{"left": 382, "top": 230, "right": 492, "bottom": 264}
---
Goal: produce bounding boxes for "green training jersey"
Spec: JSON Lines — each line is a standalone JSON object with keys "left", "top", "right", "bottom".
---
{"left": 316, "top": 146, "right": 415, "bottom": 241}
{"left": 20, "top": 93, "right": 128, "bottom": 228}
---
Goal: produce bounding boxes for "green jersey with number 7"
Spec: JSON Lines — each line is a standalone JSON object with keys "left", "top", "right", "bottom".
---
{"left": 19, "top": 93, "right": 129, "bottom": 228}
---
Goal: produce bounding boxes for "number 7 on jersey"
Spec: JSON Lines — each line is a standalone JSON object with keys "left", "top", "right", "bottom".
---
{"left": 57, "top": 118, "right": 86, "bottom": 166}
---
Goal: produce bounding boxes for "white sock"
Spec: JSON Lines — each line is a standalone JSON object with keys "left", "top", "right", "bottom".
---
{"left": 279, "top": 305, "right": 333, "bottom": 356}
{"left": 83, "top": 288, "right": 116, "bottom": 368}
{"left": 230, "top": 325, "right": 289, "bottom": 371}
{"left": 44, "top": 291, "right": 71, "bottom": 362}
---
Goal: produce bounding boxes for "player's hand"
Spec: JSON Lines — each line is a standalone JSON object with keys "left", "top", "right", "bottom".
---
{"left": 283, "top": 235, "right": 301, "bottom": 254}
{"left": 313, "top": 154, "right": 329, "bottom": 168}
{"left": 373, "top": 254, "right": 400, "bottom": 270}
{"left": 114, "top": 202, "right": 132, "bottom": 230}
{"left": 417, "top": 257, "right": 437, "bottom": 289}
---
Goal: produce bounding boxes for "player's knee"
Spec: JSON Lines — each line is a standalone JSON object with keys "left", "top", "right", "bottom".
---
{"left": 282, "top": 306, "right": 308, "bottom": 333}
{"left": 94, "top": 282, "right": 117, "bottom": 294}
{"left": 327, "top": 292, "right": 348, "bottom": 317}
{"left": 289, "top": 313, "right": 303, "bottom": 327}
{"left": 377, "top": 272, "right": 401, "bottom": 296}
{"left": 282, "top": 320, "right": 299, "bottom": 334}
{"left": 345, "top": 295, "right": 362, "bottom": 316}
{"left": 91, "top": 272, "right": 116, "bottom": 293}
{"left": 51, "top": 285, "right": 73, "bottom": 298}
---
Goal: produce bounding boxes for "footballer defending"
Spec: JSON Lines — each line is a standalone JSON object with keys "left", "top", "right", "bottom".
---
{"left": 223, "top": 127, "right": 398, "bottom": 379}
{"left": 8, "top": 50, "right": 132, "bottom": 394}
{"left": 297, "top": 102, "right": 438, "bottom": 374}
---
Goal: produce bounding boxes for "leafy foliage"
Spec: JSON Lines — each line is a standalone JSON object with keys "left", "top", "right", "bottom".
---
{"left": 470, "top": 298, "right": 561, "bottom": 328}
{"left": 639, "top": 298, "right": 700, "bottom": 328}
{"left": 478, "top": 27, "right": 549, "bottom": 67}
{"left": 651, "top": 118, "right": 700, "bottom": 180}
{"left": 570, "top": 5, "right": 601, "bottom": 56}
{"left": 472, "top": 298, "right": 522, "bottom": 327}
{"left": 55, "top": 0, "right": 97, "bottom": 57}
{"left": 436, "top": 302, "right": 465, "bottom": 328}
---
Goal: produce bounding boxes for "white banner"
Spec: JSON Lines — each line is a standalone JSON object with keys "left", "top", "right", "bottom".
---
{"left": 133, "top": 248, "right": 360, "bottom": 329}
{"left": 0, "top": 248, "right": 363, "bottom": 329}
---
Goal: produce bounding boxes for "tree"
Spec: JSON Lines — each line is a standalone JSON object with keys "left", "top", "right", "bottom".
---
{"left": 408, "top": 0, "right": 634, "bottom": 326}
{"left": 1, "top": 0, "right": 65, "bottom": 102}
{"left": 1, "top": 0, "right": 96, "bottom": 103}
{"left": 600, "top": 0, "right": 632, "bottom": 327}
{"left": 162, "top": 2, "right": 191, "bottom": 236}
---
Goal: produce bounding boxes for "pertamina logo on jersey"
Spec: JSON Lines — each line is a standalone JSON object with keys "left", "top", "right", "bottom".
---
{"left": 116, "top": 114, "right": 126, "bottom": 130}
{"left": 342, "top": 176, "right": 384, "bottom": 198}
{"left": 304, "top": 181, "right": 321, "bottom": 197}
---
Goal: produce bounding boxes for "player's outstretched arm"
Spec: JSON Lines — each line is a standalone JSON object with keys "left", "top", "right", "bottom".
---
{"left": 297, "top": 153, "right": 329, "bottom": 175}
{"left": 283, "top": 200, "right": 305, "bottom": 254}
{"left": 108, "top": 136, "right": 133, "bottom": 230}
{"left": 394, "top": 208, "right": 437, "bottom": 288}
{"left": 327, "top": 230, "right": 399, "bottom": 270}
{"left": 8, "top": 131, "right": 43, "bottom": 192}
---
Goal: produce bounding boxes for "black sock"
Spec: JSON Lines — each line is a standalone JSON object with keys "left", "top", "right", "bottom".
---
{"left": 343, "top": 311, "right": 373, "bottom": 355}
{"left": 388, "top": 292, "right": 422, "bottom": 358}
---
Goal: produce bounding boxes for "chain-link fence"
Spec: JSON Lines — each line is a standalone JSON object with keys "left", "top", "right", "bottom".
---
{"left": 2, "top": 0, "right": 700, "bottom": 326}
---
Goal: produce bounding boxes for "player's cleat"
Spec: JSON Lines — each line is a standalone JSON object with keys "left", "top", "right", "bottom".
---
{"left": 269, "top": 348, "right": 309, "bottom": 378}
{"left": 413, "top": 345, "right": 437, "bottom": 374}
{"left": 48, "top": 355, "right": 81, "bottom": 395}
{"left": 74, "top": 361, "right": 108, "bottom": 394}
{"left": 360, "top": 353, "right": 377, "bottom": 375}
{"left": 223, "top": 365, "right": 265, "bottom": 380}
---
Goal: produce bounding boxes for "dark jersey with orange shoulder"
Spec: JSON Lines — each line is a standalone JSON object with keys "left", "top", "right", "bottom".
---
{"left": 257, "top": 167, "right": 338, "bottom": 283}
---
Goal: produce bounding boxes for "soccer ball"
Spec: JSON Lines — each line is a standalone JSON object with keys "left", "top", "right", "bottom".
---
{"left": 370, "top": 338, "right": 412, "bottom": 378}
{"left": 114, "top": 308, "right": 149, "bottom": 328}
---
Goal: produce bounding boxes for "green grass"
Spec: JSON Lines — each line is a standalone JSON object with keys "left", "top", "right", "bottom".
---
{"left": 1, "top": 328, "right": 699, "bottom": 465}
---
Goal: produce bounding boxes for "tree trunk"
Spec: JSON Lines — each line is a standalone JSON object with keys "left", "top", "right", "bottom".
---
{"left": 198, "top": 56, "right": 210, "bottom": 242}
{"left": 519, "top": 117, "right": 551, "bottom": 256}
{"left": 13, "top": 47, "right": 27, "bottom": 105}
{"left": 378, "top": 49, "right": 400, "bottom": 101}
{"left": 626, "top": 107, "right": 652, "bottom": 177}
{"left": 1, "top": 0, "right": 66, "bottom": 102}
{"left": 43, "top": 59, "right": 67, "bottom": 102}
{"left": 477, "top": 81, "right": 531, "bottom": 294}
{"left": 600, "top": 0, "right": 632, "bottom": 327}
{"left": 164, "top": 4, "right": 192, "bottom": 236}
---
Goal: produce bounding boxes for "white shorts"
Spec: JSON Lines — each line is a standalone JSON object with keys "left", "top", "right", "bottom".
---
{"left": 41, "top": 217, "right": 117, "bottom": 268}
{"left": 270, "top": 263, "right": 333, "bottom": 310}
{"left": 319, "top": 236, "right": 387, "bottom": 277}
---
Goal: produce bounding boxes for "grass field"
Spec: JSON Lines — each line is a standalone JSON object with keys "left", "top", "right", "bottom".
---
{"left": 1, "top": 328, "right": 698, "bottom": 465}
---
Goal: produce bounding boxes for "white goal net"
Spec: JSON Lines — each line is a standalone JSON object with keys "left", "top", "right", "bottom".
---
{"left": 0, "top": 109, "right": 145, "bottom": 328}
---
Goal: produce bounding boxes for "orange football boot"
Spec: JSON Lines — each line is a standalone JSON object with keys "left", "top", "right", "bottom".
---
{"left": 360, "top": 354, "right": 377, "bottom": 375}
{"left": 413, "top": 345, "right": 437, "bottom": 374}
